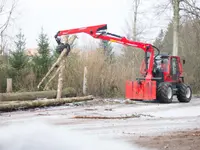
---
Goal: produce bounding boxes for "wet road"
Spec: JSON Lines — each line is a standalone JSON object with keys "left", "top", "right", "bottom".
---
{"left": 0, "top": 97, "right": 200, "bottom": 150}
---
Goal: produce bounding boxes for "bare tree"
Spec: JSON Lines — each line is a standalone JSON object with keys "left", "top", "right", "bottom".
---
{"left": 0, "top": 0, "right": 18, "bottom": 55}
{"left": 172, "top": 0, "right": 200, "bottom": 56}
{"left": 133, "top": 0, "right": 140, "bottom": 41}
{"left": 180, "top": 0, "right": 200, "bottom": 18}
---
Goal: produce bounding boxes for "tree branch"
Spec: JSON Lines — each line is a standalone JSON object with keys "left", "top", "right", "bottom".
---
{"left": 0, "top": 0, "right": 17, "bottom": 33}
{"left": 180, "top": 7, "right": 200, "bottom": 17}
{"left": 180, "top": 0, "right": 200, "bottom": 18}
{"left": 183, "top": 0, "right": 200, "bottom": 11}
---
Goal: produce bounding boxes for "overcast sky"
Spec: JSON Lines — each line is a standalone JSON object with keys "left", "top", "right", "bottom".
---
{"left": 8, "top": 0, "right": 172, "bottom": 51}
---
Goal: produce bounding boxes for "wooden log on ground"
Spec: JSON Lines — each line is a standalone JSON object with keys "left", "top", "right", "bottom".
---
{"left": 0, "top": 95, "right": 94, "bottom": 112}
{"left": 0, "top": 87, "right": 76, "bottom": 101}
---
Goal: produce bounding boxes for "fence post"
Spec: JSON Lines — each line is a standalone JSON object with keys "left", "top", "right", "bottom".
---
{"left": 83, "top": 66, "right": 88, "bottom": 95}
{"left": 6, "top": 78, "right": 12, "bottom": 93}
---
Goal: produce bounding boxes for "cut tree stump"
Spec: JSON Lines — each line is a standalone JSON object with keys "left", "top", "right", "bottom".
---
{"left": 0, "top": 87, "right": 76, "bottom": 101}
{"left": 0, "top": 95, "right": 94, "bottom": 112}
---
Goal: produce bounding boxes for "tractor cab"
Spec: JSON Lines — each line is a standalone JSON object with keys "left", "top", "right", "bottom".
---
{"left": 137, "top": 53, "right": 191, "bottom": 103}
{"left": 153, "top": 54, "right": 169, "bottom": 81}
{"left": 153, "top": 54, "right": 184, "bottom": 83}
{"left": 140, "top": 53, "right": 184, "bottom": 83}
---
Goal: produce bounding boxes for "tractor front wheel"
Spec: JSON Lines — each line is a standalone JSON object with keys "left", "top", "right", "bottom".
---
{"left": 157, "top": 82, "right": 173, "bottom": 103}
{"left": 177, "top": 83, "right": 192, "bottom": 103}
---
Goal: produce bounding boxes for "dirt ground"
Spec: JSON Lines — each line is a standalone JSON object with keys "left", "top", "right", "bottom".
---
{"left": 0, "top": 97, "right": 200, "bottom": 150}
{"left": 134, "top": 129, "right": 200, "bottom": 150}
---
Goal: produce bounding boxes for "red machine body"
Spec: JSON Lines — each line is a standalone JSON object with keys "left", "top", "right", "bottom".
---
{"left": 55, "top": 24, "right": 192, "bottom": 103}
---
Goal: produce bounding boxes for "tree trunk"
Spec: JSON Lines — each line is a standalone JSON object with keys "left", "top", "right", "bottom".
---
{"left": 133, "top": 0, "right": 139, "bottom": 41}
{"left": 172, "top": 0, "right": 180, "bottom": 56}
{"left": 132, "top": 0, "right": 140, "bottom": 79}
{"left": 56, "top": 59, "right": 65, "bottom": 99}
{"left": 0, "top": 87, "right": 76, "bottom": 101}
{"left": 0, "top": 95, "right": 94, "bottom": 112}
{"left": 43, "top": 64, "right": 63, "bottom": 90}
{"left": 83, "top": 66, "right": 88, "bottom": 95}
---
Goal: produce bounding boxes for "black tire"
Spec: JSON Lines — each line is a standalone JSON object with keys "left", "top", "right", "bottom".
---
{"left": 157, "top": 82, "right": 173, "bottom": 103}
{"left": 177, "top": 83, "right": 192, "bottom": 103}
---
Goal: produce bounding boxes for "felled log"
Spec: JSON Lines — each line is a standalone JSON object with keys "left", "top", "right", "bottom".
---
{"left": 73, "top": 115, "right": 140, "bottom": 119}
{"left": 0, "top": 87, "right": 76, "bottom": 101}
{"left": 0, "top": 95, "right": 94, "bottom": 112}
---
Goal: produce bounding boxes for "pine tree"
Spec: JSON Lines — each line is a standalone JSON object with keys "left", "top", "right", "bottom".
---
{"left": 32, "top": 28, "right": 53, "bottom": 82}
{"left": 98, "top": 40, "right": 114, "bottom": 63}
{"left": 161, "top": 22, "right": 174, "bottom": 54}
{"left": 8, "top": 29, "right": 29, "bottom": 91}
{"left": 9, "top": 29, "right": 28, "bottom": 71}
{"left": 153, "top": 29, "right": 164, "bottom": 50}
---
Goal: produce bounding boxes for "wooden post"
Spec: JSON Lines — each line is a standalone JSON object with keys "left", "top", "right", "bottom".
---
{"left": 56, "top": 35, "right": 68, "bottom": 100}
{"left": 6, "top": 78, "right": 12, "bottom": 93}
{"left": 56, "top": 59, "right": 65, "bottom": 99}
{"left": 83, "top": 66, "right": 88, "bottom": 95}
{"left": 56, "top": 35, "right": 78, "bottom": 99}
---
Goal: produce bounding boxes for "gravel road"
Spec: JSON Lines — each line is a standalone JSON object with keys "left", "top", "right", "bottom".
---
{"left": 0, "top": 97, "right": 200, "bottom": 150}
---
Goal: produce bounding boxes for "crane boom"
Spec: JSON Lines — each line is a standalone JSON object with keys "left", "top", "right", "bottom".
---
{"left": 55, "top": 24, "right": 157, "bottom": 80}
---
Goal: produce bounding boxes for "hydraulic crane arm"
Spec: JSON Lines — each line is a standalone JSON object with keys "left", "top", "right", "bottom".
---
{"left": 54, "top": 24, "right": 159, "bottom": 80}
{"left": 55, "top": 24, "right": 152, "bottom": 51}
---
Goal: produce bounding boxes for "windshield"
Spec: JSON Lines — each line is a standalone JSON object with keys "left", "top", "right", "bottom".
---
{"left": 155, "top": 58, "right": 169, "bottom": 72}
{"left": 140, "top": 56, "right": 169, "bottom": 74}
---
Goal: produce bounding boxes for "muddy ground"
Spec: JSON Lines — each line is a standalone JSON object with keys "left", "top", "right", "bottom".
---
{"left": 134, "top": 129, "right": 200, "bottom": 150}
{"left": 0, "top": 97, "right": 200, "bottom": 150}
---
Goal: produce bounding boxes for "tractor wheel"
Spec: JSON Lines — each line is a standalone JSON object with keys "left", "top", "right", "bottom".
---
{"left": 177, "top": 83, "right": 192, "bottom": 103}
{"left": 157, "top": 82, "right": 173, "bottom": 103}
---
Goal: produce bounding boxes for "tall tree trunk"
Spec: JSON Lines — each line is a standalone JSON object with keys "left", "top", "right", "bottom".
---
{"left": 56, "top": 35, "right": 77, "bottom": 99}
{"left": 172, "top": 0, "right": 180, "bottom": 56}
{"left": 56, "top": 60, "right": 65, "bottom": 99}
{"left": 132, "top": 0, "right": 140, "bottom": 79}
{"left": 133, "top": 0, "right": 140, "bottom": 41}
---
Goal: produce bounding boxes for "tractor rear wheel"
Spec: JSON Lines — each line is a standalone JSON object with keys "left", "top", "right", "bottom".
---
{"left": 157, "top": 82, "right": 173, "bottom": 103}
{"left": 177, "top": 83, "right": 192, "bottom": 103}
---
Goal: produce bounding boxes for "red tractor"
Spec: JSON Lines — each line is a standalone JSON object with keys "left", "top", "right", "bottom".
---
{"left": 55, "top": 24, "right": 192, "bottom": 103}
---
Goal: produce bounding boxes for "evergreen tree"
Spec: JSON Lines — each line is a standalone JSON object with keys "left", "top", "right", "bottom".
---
{"left": 98, "top": 40, "right": 114, "bottom": 63}
{"left": 32, "top": 28, "right": 53, "bottom": 82}
{"left": 153, "top": 29, "right": 164, "bottom": 50}
{"left": 8, "top": 29, "right": 29, "bottom": 91}
{"left": 9, "top": 29, "right": 28, "bottom": 71}
{"left": 161, "top": 22, "right": 174, "bottom": 54}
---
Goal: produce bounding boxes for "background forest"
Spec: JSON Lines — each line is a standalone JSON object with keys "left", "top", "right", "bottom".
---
{"left": 1, "top": 0, "right": 200, "bottom": 97}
